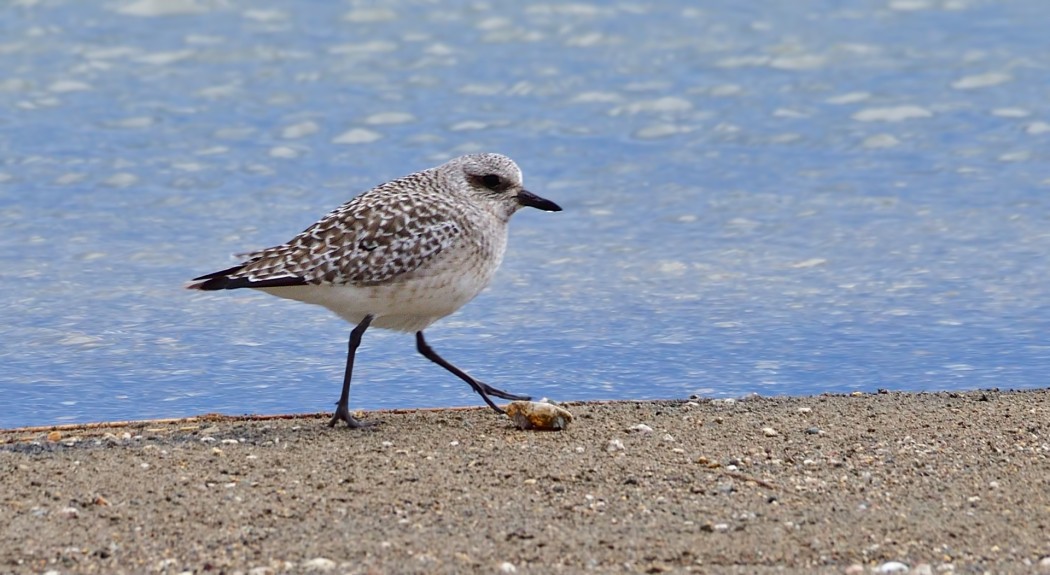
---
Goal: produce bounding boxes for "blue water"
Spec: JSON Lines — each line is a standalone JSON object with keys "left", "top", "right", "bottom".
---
{"left": 1, "top": 0, "right": 1048, "bottom": 428}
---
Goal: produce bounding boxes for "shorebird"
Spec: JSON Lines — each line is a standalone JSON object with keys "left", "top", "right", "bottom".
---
{"left": 187, "top": 153, "right": 562, "bottom": 428}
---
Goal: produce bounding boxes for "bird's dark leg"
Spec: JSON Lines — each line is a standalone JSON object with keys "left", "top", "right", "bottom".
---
{"left": 329, "top": 315, "right": 376, "bottom": 428}
{"left": 415, "top": 331, "right": 531, "bottom": 414}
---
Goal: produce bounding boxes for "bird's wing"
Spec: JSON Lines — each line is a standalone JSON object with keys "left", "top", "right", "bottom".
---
{"left": 193, "top": 185, "right": 463, "bottom": 290}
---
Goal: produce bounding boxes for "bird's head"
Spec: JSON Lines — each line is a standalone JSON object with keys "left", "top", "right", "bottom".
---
{"left": 449, "top": 153, "right": 562, "bottom": 219}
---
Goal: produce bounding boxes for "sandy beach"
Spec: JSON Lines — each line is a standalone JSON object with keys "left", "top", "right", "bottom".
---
{"left": 2, "top": 389, "right": 1048, "bottom": 574}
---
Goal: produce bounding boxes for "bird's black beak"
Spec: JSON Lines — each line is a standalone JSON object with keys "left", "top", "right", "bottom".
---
{"left": 517, "top": 189, "right": 562, "bottom": 212}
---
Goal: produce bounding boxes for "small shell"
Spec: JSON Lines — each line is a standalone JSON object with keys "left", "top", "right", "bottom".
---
{"left": 505, "top": 401, "right": 573, "bottom": 431}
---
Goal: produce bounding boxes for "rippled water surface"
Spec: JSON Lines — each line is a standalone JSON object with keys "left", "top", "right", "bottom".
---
{"left": 1, "top": 0, "right": 1048, "bottom": 427}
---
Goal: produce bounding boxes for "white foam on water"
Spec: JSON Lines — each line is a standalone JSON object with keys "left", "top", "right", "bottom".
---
{"left": 825, "top": 92, "right": 871, "bottom": 105}
{"left": 458, "top": 84, "right": 504, "bottom": 96}
{"left": 633, "top": 124, "right": 691, "bottom": 140}
{"left": 48, "top": 80, "right": 91, "bottom": 93}
{"left": 610, "top": 96, "right": 692, "bottom": 116}
{"left": 195, "top": 146, "right": 228, "bottom": 155}
{"left": 363, "top": 112, "right": 415, "bottom": 125}
{"left": 888, "top": 0, "right": 933, "bottom": 10}
{"left": 852, "top": 105, "right": 932, "bottom": 122}
{"left": 769, "top": 54, "right": 826, "bottom": 70}
{"left": 77, "top": 252, "right": 107, "bottom": 262}
{"left": 281, "top": 121, "right": 319, "bottom": 139}
{"left": 951, "top": 72, "right": 1011, "bottom": 90}
{"left": 109, "top": 116, "right": 155, "bottom": 129}
{"left": 424, "top": 43, "right": 455, "bottom": 56}
{"left": 525, "top": 4, "right": 604, "bottom": 16}
{"left": 0, "top": 78, "right": 28, "bottom": 92}
{"left": 999, "top": 151, "right": 1030, "bottom": 162}
{"left": 1026, "top": 122, "right": 1050, "bottom": 135}
{"left": 481, "top": 30, "right": 544, "bottom": 43}
{"left": 329, "top": 41, "right": 398, "bottom": 55}
{"left": 185, "top": 34, "right": 224, "bottom": 46}
{"left": 570, "top": 91, "right": 621, "bottom": 103}
{"left": 105, "top": 173, "right": 139, "bottom": 187}
{"left": 117, "top": 0, "right": 207, "bottom": 17}
{"left": 716, "top": 55, "right": 770, "bottom": 68}
{"left": 82, "top": 46, "right": 140, "bottom": 60}
{"left": 134, "top": 50, "right": 194, "bottom": 65}
{"left": 790, "top": 258, "right": 827, "bottom": 269}
{"left": 449, "top": 120, "right": 489, "bottom": 131}
{"left": 245, "top": 163, "right": 275, "bottom": 175}
{"left": 196, "top": 83, "right": 240, "bottom": 99}
{"left": 172, "top": 162, "right": 206, "bottom": 172}
{"left": 55, "top": 173, "right": 86, "bottom": 185}
{"left": 476, "top": 17, "right": 511, "bottom": 31}
{"left": 213, "top": 127, "right": 256, "bottom": 140}
{"left": 658, "top": 261, "right": 688, "bottom": 275}
{"left": 332, "top": 128, "right": 382, "bottom": 144}
{"left": 707, "top": 84, "right": 743, "bottom": 97}
{"left": 565, "top": 32, "right": 607, "bottom": 47}
{"left": 243, "top": 9, "right": 287, "bottom": 22}
{"left": 343, "top": 8, "right": 397, "bottom": 23}
{"left": 991, "top": 108, "right": 1029, "bottom": 118}
{"left": 269, "top": 146, "right": 300, "bottom": 159}
{"left": 863, "top": 134, "right": 901, "bottom": 148}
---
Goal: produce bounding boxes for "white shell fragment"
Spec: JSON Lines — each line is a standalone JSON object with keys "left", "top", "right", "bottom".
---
{"left": 505, "top": 401, "right": 573, "bottom": 431}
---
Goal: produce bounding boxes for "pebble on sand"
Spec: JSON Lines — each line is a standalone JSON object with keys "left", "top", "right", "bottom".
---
{"left": 875, "top": 561, "right": 909, "bottom": 573}
{"left": 301, "top": 557, "right": 336, "bottom": 571}
{"left": 504, "top": 401, "right": 573, "bottom": 431}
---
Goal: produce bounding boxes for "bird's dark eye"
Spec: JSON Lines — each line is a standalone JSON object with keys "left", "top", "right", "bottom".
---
{"left": 481, "top": 174, "right": 502, "bottom": 190}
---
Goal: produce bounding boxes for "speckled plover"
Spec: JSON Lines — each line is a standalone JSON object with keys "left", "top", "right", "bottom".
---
{"left": 188, "top": 153, "right": 562, "bottom": 428}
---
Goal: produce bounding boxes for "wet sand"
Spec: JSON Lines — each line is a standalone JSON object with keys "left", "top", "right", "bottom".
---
{"left": 2, "top": 389, "right": 1049, "bottom": 574}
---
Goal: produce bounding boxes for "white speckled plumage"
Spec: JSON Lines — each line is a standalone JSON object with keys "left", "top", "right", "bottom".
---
{"left": 191, "top": 153, "right": 546, "bottom": 331}
{"left": 188, "top": 153, "right": 561, "bottom": 427}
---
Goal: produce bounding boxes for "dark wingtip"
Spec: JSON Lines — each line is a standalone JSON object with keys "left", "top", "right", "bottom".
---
{"left": 187, "top": 265, "right": 310, "bottom": 291}
{"left": 186, "top": 276, "right": 231, "bottom": 291}
{"left": 187, "top": 264, "right": 246, "bottom": 291}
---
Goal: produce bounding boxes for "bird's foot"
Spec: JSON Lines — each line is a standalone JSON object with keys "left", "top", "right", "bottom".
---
{"left": 472, "top": 382, "right": 531, "bottom": 415}
{"left": 328, "top": 403, "right": 378, "bottom": 429}
{"left": 480, "top": 382, "right": 531, "bottom": 402}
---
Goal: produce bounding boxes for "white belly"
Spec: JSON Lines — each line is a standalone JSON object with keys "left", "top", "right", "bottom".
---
{"left": 258, "top": 240, "right": 505, "bottom": 332}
